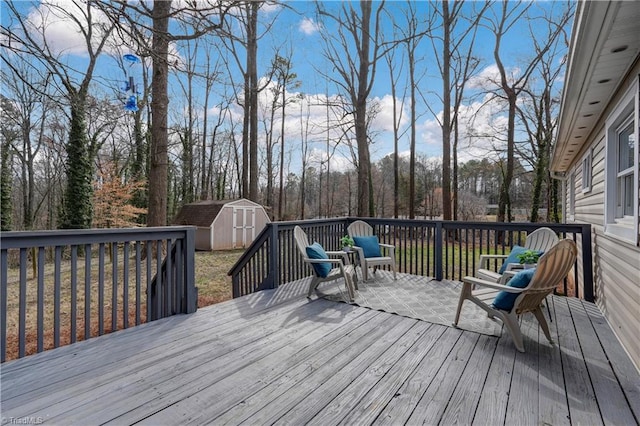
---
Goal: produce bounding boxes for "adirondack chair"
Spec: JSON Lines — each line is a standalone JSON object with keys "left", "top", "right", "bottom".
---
{"left": 294, "top": 226, "right": 357, "bottom": 302}
{"left": 454, "top": 239, "right": 577, "bottom": 352}
{"left": 347, "top": 220, "right": 397, "bottom": 281}
{"left": 476, "top": 227, "right": 559, "bottom": 284}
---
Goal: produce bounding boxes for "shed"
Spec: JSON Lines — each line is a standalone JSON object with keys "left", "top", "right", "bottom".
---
{"left": 172, "top": 199, "right": 270, "bottom": 251}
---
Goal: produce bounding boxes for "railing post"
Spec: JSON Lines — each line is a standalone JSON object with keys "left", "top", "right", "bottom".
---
{"left": 435, "top": 222, "right": 443, "bottom": 281}
{"left": 184, "top": 227, "right": 197, "bottom": 313}
{"left": 264, "top": 223, "right": 280, "bottom": 290}
{"left": 581, "top": 224, "right": 594, "bottom": 302}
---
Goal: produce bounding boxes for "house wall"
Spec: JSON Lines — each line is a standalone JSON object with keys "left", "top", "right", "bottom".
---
{"left": 565, "top": 64, "right": 640, "bottom": 371}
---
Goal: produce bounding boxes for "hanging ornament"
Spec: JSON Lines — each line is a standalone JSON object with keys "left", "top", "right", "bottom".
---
{"left": 122, "top": 54, "right": 140, "bottom": 112}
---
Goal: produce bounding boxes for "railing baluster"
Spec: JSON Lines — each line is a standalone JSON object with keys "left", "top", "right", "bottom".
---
{"left": 165, "top": 239, "right": 172, "bottom": 316}
{"left": 1, "top": 250, "right": 8, "bottom": 362}
{"left": 37, "top": 247, "right": 45, "bottom": 353}
{"left": 54, "top": 246, "right": 61, "bottom": 347}
{"left": 146, "top": 241, "right": 152, "bottom": 323}
{"left": 18, "top": 248, "right": 27, "bottom": 358}
{"left": 123, "top": 242, "right": 129, "bottom": 328}
{"left": 71, "top": 246, "right": 78, "bottom": 344}
{"left": 85, "top": 244, "right": 91, "bottom": 341}
{"left": 155, "top": 240, "right": 162, "bottom": 319}
{"left": 98, "top": 243, "right": 105, "bottom": 336}
{"left": 111, "top": 243, "right": 118, "bottom": 333}
{"left": 135, "top": 242, "right": 142, "bottom": 325}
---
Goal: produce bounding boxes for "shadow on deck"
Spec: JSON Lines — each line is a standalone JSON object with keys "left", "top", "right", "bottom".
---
{"left": 2, "top": 272, "right": 639, "bottom": 425}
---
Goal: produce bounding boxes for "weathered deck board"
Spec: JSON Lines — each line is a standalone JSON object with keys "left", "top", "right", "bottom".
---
{"left": 507, "top": 314, "right": 543, "bottom": 424}
{"left": 538, "top": 297, "right": 571, "bottom": 426}
{"left": 1, "top": 275, "right": 639, "bottom": 426}
{"left": 438, "top": 333, "right": 497, "bottom": 425}
{"left": 316, "top": 323, "right": 445, "bottom": 426}
{"left": 555, "top": 295, "right": 603, "bottom": 426}
{"left": 568, "top": 297, "right": 638, "bottom": 425}
{"left": 581, "top": 299, "right": 640, "bottom": 421}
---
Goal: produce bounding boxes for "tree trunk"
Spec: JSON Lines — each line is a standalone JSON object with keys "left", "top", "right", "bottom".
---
{"left": 147, "top": 0, "right": 171, "bottom": 227}
{"left": 60, "top": 94, "right": 93, "bottom": 229}
{"left": 278, "top": 84, "right": 286, "bottom": 220}
{"left": 409, "top": 44, "right": 416, "bottom": 219}
{"left": 441, "top": 1, "right": 452, "bottom": 222}
{"left": 497, "top": 95, "right": 516, "bottom": 223}
{"left": 1, "top": 139, "right": 13, "bottom": 231}
{"left": 356, "top": 0, "right": 372, "bottom": 217}
{"left": 248, "top": 1, "right": 259, "bottom": 202}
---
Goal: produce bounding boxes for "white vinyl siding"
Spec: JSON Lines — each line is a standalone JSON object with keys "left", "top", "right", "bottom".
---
{"left": 569, "top": 172, "right": 576, "bottom": 221}
{"left": 582, "top": 148, "right": 592, "bottom": 193}
{"left": 604, "top": 80, "right": 639, "bottom": 245}
{"left": 566, "top": 70, "right": 640, "bottom": 372}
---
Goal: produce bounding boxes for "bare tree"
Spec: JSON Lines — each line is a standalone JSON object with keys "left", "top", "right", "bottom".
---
{"left": 316, "top": 0, "right": 387, "bottom": 217}
{"left": 426, "top": 0, "right": 488, "bottom": 222}
{"left": 0, "top": 95, "right": 19, "bottom": 231}
{"left": 98, "top": 0, "right": 240, "bottom": 226}
{"left": 382, "top": 44, "right": 405, "bottom": 218}
{"left": 516, "top": 4, "right": 572, "bottom": 222}
{"left": 485, "top": 1, "right": 571, "bottom": 223}
{"left": 272, "top": 52, "right": 299, "bottom": 220}
{"left": 1, "top": 0, "right": 120, "bottom": 229}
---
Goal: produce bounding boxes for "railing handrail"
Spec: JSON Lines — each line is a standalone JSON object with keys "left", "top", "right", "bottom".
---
{"left": 0, "top": 226, "right": 194, "bottom": 249}
{"left": 1, "top": 226, "right": 197, "bottom": 362}
{"left": 228, "top": 217, "right": 593, "bottom": 303}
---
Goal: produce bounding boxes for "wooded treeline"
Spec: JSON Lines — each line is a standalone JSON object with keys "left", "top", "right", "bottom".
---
{"left": 0, "top": 0, "right": 572, "bottom": 231}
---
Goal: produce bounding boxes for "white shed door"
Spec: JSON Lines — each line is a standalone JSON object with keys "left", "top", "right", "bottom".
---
{"left": 232, "top": 207, "right": 256, "bottom": 248}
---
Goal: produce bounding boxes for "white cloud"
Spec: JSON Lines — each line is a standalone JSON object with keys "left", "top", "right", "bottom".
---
{"left": 413, "top": 92, "right": 511, "bottom": 163}
{"left": 24, "top": 0, "right": 116, "bottom": 57}
{"left": 299, "top": 17, "right": 321, "bottom": 35}
{"left": 370, "top": 94, "right": 408, "bottom": 133}
{"left": 309, "top": 147, "right": 354, "bottom": 172}
{"left": 469, "top": 64, "right": 522, "bottom": 91}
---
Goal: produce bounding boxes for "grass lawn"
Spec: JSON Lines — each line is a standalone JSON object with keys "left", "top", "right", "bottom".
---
{"left": 195, "top": 249, "right": 242, "bottom": 307}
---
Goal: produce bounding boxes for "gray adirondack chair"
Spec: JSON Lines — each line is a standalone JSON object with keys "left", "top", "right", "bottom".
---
{"left": 347, "top": 220, "right": 397, "bottom": 281}
{"left": 294, "top": 226, "right": 357, "bottom": 302}
{"left": 476, "top": 227, "right": 559, "bottom": 284}
{"left": 454, "top": 239, "right": 577, "bottom": 352}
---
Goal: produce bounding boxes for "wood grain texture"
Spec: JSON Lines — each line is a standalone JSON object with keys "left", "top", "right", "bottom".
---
{"left": 1, "top": 276, "right": 638, "bottom": 426}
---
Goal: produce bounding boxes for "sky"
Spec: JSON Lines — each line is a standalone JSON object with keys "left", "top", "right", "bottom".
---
{"left": 1, "top": 0, "right": 573, "bottom": 174}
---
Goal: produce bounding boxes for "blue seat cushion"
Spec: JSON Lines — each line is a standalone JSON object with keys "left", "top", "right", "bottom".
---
{"left": 498, "top": 245, "right": 528, "bottom": 274}
{"left": 492, "top": 268, "right": 536, "bottom": 311}
{"left": 353, "top": 235, "right": 382, "bottom": 258}
{"left": 306, "top": 242, "right": 331, "bottom": 278}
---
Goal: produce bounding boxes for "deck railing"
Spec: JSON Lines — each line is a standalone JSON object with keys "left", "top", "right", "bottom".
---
{"left": 0, "top": 226, "right": 197, "bottom": 362}
{"left": 229, "top": 218, "right": 593, "bottom": 302}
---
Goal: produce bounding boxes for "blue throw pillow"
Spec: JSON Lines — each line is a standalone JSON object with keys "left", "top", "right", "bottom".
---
{"left": 306, "top": 242, "right": 331, "bottom": 278}
{"left": 498, "top": 245, "right": 528, "bottom": 274}
{"left": 353, "top": 235, "right": 382, "bottom": 258}
{"left": 492, "top": 268, "right": 536, "bottom": 311}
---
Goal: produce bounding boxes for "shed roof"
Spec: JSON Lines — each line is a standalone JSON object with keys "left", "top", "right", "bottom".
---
{"left": 172, "top": 199, "right": 234, "bottom": 227}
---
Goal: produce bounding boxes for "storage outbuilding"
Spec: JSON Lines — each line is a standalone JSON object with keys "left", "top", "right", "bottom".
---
{"left": 172, "top": 199, "right": 270, "bottom": 251}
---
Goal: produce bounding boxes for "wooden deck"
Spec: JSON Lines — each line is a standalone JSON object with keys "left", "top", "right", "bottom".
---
{"left": 2, "top": 274, "right": 639, "bottom": 425}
